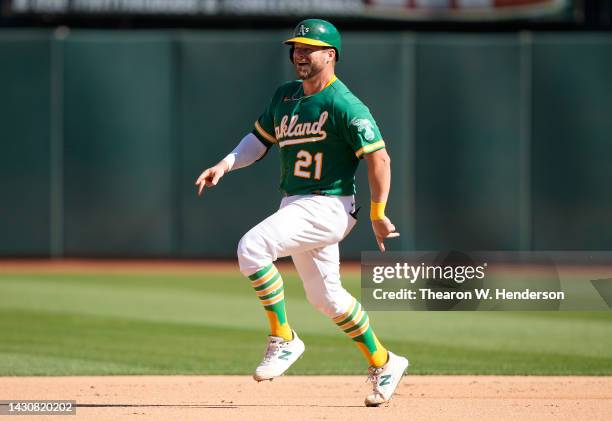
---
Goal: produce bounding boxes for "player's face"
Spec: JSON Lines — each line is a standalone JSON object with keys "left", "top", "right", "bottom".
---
{"left": 292, "top": 43, "right": 335, "bottom": 80}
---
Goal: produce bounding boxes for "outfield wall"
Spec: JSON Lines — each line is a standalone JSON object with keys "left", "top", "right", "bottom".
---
{"left": 1, "top": 30, "right": 611, "bottom": 258}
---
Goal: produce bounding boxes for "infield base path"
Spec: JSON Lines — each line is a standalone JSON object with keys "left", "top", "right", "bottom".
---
{"left": 1, "top": 376, "right": 611, "bottom": 421}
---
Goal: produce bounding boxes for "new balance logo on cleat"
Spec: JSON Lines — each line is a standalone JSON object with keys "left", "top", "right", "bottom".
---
{"left": 379, "top": 374, "right": 391, "bottom": 386}
{"left": 278, "top": 350, "right": 292, "bottom": 360}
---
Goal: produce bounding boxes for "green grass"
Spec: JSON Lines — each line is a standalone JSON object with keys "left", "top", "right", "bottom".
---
{"left": 0, "top": 271, "right": 611, "bottom": 376}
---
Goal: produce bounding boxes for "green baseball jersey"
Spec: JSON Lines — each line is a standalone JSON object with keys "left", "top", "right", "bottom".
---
{"left": 251, "top": 77, "right": 385, "bottom": 196}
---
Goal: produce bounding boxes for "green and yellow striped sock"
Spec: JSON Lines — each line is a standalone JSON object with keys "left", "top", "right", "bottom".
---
{"left": 248, "top": 264, "right": 292, "bottom": 341}
{"left": 334, "top": 297, "right": 388, "bottom": 368}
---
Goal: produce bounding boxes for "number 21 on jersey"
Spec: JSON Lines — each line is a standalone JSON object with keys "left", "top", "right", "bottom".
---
{"left": 294, "top": 150, "right": 323, "bottom": 180}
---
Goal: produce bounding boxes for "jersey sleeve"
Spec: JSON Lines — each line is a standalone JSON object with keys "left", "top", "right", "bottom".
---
{"left": 341, "top": 102, "right": 385, "bottom": 159}
{"left": 251, "top": 89, "right": 279, "bottom": 148}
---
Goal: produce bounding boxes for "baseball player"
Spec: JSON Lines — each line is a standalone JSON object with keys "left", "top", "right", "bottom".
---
{"left": 195, "top": 19, "right": 408, "bottom": 407}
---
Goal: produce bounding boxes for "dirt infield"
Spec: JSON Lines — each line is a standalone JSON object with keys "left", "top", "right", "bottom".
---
{"left": 1, "top": 375, "right": 611, "bottom": 420}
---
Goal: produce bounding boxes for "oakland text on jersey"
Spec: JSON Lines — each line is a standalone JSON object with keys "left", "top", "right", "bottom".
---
{"left": 275, "top": 111, "right": 329, "bottom": 147}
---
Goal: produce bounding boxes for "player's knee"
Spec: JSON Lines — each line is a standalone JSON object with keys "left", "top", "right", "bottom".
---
{"left": 237, "top": 233, "right": 257, "bottom": 275}
{"left": 304, "top": 290, "right": 339, "bottom": 318}
{"left": 305, "top": 286, "right": 354, "bottom": 319}
{"left": 306, "top": 294, "right": 334, "bottom": 317}
{"left": 237, "top": 230, "right": 272, "bottom": 276}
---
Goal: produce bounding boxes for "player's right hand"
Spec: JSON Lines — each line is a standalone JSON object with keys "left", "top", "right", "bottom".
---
{"left": 195, "top": 162, "right": 229, "bottom": 196}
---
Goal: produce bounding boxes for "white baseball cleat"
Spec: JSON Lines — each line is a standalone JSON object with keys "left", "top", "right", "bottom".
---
{"left": 364, "top": 351, "right": 409, "bottom": 407}
{"left": 253, "top": 330, "right": 305, "bottom": 382}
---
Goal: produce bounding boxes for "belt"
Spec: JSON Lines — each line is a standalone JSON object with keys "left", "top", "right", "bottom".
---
{"left": 283, "top": 190, "right": 329, "bottom": 197}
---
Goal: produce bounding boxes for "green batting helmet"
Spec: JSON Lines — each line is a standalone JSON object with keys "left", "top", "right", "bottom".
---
{"left": 284, "top": 19, "right": 342, "bottom": 62}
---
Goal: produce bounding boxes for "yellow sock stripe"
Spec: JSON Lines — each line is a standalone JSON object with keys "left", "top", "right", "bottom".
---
{"left": 250, "top": 266, "right": 276, "bottom": 287}
{"left": 343, "top": 311, "right": 368, "bottom": 334}
{"left": 256, "top": 277, "right": 283, "bottom": 297}
{"left": 250, "top": 266, "right": 277, "bottom": 288}
{"left": 254, "top": 272, "right": 280, "bottom": 292}
{"left": 260, "top": 292, "right": 284, "bottom": 306}
{"left": 336, "top": 301, "right": 361, "bottom": 327}
{"left": 338, "top": 306, "right": 364, "bottom": 331}
{"left": 260, "top": 287, "right": 283, "bottom": 301}
{"left": 347, "top": 317, "right": 370, "bottom": 338}
{"left": 333, "top": 298, "right": 357, "bottom": 323}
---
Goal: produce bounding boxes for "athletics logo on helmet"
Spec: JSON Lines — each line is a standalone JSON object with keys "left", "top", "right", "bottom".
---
{"left": 284, "top": 19, "right": 342, "bottom": 62}
{"left": 296, "top": 24, "right": 310, "bottom": 37}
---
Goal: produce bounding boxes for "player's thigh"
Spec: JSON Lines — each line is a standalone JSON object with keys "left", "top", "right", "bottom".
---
{"left": 241, "top": 196, "right": 348, "bottom": 259}
{"left": 279, "top": 195, "right": 356, "bottom": 247}
{"left": 239, "top": 201, "right": 321, "bottom": 262}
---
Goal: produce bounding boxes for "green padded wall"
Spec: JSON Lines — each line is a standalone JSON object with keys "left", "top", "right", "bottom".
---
{"left": 0, "top": 32, "right": 52, "bottom": 255}
{"left": 62, "top": 32, "right": 176, "bottom": 256}
{"left": 415, "top": 35, "right": 523, "bottom": 250}
{"left": 532, "top": 34, "right": 612, "bottom": 250}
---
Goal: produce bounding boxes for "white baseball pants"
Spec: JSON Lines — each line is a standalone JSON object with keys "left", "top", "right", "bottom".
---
{"left": 237, "top": 194, "right": 358, "bottom": 318}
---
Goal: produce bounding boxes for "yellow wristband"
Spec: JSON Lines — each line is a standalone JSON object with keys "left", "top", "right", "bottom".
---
{"left": 370, "top": 201, "right": 386, "bottom": 221}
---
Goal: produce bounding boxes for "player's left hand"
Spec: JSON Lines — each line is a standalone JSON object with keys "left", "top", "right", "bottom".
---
{"left": 371, "top": 217, "right": 400, "bottom": 252}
